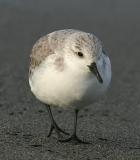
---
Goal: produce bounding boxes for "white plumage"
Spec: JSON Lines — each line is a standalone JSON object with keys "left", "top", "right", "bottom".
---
{"left": 29, "top": 29, "right": 111, "bottom": 109}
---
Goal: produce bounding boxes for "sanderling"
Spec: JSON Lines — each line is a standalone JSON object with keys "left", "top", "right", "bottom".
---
{"left": 29, "top": 29, "right": 111, "bottom": 143}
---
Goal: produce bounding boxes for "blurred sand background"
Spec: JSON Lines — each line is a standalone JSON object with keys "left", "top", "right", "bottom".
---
{"left": 0, "top": 0, "right": 140, "bottom": 159}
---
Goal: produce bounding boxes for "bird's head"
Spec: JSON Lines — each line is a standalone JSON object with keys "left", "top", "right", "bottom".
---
{"left": 63, "top": 30, "right": 103, "bottom": 83}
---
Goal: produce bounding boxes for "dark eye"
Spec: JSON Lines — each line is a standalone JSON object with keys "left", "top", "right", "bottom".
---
{"left": 77, "top": 52, "right": 84, "bottom": 57}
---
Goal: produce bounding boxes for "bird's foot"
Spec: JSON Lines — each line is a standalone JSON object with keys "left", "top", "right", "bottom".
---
{"left": 59, "top": 134, "right": 90, "bottom": 144}
{"left": 47, "top": 122, "right": 69, "bottom": 137}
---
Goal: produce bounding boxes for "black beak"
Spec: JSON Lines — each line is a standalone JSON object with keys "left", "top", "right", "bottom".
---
{"left": 88, "top": 62, "right": 103, "bottom": 83}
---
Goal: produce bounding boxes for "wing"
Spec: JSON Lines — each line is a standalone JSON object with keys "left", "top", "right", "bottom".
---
{"left": 29, "top": 35, "right": 54, "bottom": 76}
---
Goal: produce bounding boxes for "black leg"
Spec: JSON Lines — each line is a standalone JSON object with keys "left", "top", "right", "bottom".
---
{"left": 46, "top": 105, "right": 69, "bottom": 138}
{"left": 59, "top": 109, "right": 89, "bottom": 144}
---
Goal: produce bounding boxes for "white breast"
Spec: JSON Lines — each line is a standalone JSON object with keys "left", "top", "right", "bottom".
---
{"left": 29, "top": 54, "right": 111, "bottom": 109}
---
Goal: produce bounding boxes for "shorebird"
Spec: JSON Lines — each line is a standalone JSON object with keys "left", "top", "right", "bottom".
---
{"left": 29, "top": 29, "right": 111, "bottom": 143}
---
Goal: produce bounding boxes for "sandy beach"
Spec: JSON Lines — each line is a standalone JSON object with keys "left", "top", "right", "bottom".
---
{"left": 0, "top": 0, "right": 140, "bottom": 159}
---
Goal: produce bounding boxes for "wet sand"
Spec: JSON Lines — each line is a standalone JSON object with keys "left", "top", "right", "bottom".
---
{"left": 0, "top": 0, "right": 140, "bottom": 159}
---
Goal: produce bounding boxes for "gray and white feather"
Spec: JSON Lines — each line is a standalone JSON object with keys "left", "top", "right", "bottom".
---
{"left": 29, "top": 29, "right": 111, "bottom": 109}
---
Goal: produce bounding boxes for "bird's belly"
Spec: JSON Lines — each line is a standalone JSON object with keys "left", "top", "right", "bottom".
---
{"left": 29, "top": 67, "right": 108, "bottom": 109}
{"left": 30, "top": 73, "right": 89, "bottom": 108}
